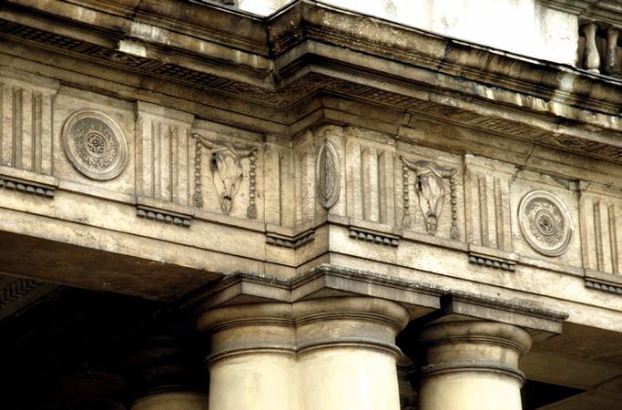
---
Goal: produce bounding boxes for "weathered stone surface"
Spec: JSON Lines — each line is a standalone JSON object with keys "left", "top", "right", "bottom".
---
{"left": 0, "top": 0, "right": 622, "bottom": 408}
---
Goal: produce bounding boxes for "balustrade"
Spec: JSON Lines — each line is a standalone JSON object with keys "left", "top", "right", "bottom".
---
{"left": 580, "top": 22, "right": 621, "bottom": 76}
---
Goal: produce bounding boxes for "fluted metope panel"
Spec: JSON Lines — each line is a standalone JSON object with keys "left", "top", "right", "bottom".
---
{"left": 344, "top": 128, "right": 397, "bottom": 225}
{"left": 581, "top": 194, "right": 621, "bottom": 275}
{"left": 465, "top": 156, "right": 515, "bottom": 250}
{"left": 136, "top": 106, "right": 193, "bottom": 205}
{"left": 0, "top": 80, "right": 56, "bottom": 174}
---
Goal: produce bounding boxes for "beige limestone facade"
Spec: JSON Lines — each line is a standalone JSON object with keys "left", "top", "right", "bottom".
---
{"left": 0, "top": 0, "right": 621, "bottom": 409}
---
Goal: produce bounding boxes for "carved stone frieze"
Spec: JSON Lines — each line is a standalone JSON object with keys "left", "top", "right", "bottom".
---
{"left": 192, "top": 133, "right": 257, "bottom": 216}
{"left": 2, "top": 18, "right": 622, "bottom": 167}
{"left": 61, "top": 110, "right": 128, "bottom": 180}
{"left": 2, "top": 5, "right": 622, "bottom": 171}
{"left": 316, "top": 139, "right": 340, "bottom": 209}
{"left": 401, "top": 157, "right": 458, "bottom": 238}
{"left": 518, "top": 190, "right": 573, "bottom": 257}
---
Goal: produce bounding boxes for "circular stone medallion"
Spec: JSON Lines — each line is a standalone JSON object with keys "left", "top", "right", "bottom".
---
{"left": 62, "top": 110, "right": 128, "bottom": 180}
{"left": 518, "top": 190, "right": 572, "bottom": 257}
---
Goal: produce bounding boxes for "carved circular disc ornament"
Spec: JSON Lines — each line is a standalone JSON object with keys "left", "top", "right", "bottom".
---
{"left": 62, "top": 110, "right": 128, "bottom": 180}
{"left": 518, "top": 190, "right": 572, "bottom": 257}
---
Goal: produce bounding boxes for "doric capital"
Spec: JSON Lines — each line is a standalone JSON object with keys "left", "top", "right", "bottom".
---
{"left": 294, "top": 297, "right": 409, "bottom": 355}
{"left": 417, "top": 320, "right": 533, "bottom": 383}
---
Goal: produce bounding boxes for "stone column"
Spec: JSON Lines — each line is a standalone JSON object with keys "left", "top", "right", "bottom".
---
{"left": 197, "top": 303, "right": 299, "bottom": 410}
{"left": 416, "top": 321, "right": 532, "bottom": 410}
{"left": 132, "top": 392, "right": 207, "bottom": 410}
{"left": 127, "top": 332, "right": 208, "bottom": 410}
{"left": 295, "top": 297, "right": 409, "bottom": 410}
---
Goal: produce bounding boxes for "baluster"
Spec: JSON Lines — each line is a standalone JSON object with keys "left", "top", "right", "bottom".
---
{"left": 605, "top": 27, "right": 621, "bottom": 75}
{"left": 582, "top": 23, "right": 601, "bottom": 73}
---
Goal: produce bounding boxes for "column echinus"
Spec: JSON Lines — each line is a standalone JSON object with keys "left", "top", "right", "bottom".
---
{"left": 197, "top": 297, "right": 409, "bottom": 410}
{"left": 417, "top": 321, "right": 532, "bottom": 410}
{"left": 197, "top": 303, "right": 298, "bottom": 410}
{"left": 295, "top": 297, "right": 409, "bottom": 410}
{"left": 405, "top": 296, "right": 568, "bottom": 410}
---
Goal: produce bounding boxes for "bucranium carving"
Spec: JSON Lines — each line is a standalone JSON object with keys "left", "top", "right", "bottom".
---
{"left": 402, "top": 157, "right": 456, "bottom": 235}
{"left": 192, "top": 133, "right": 256, "bottom": 215}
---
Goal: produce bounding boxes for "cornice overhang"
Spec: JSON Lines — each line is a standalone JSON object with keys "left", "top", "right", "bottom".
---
{"left": 539, "top": 0, "right": 622, "bottom": 26}
{"left": 1, "top": 0, "right": 621, "bottom": 164}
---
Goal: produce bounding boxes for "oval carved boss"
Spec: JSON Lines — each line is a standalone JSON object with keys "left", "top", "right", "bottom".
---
{"left": 316, "top": 139, "right": 340, "bottom": 209}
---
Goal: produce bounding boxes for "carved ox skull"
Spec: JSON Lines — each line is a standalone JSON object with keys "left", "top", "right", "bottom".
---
{"left": 402, "top": 158, "right": 456, "bottom": 235}
{"left": 192, "top": 133, "right": 256, "bottom": 215}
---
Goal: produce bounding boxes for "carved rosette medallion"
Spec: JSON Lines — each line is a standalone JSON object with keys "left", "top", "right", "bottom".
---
{"left": 518, "top": 190, "right": 572, "bottom": 256}
{"left": 62, "top": 110, "right": 128, "bottom": 180}
{"left": 316, "top": 139, "right": 340, "bottom": 209}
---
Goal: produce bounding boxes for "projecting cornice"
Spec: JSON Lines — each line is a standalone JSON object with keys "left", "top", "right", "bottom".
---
{"left": 539, "top": 0, "right": 622, "bottom": 25}
{"left": 1, "top": 0, "right": 621, "bottom": 163}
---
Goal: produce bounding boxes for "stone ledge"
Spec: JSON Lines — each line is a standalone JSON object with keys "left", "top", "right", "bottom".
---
{"left": 585, "top": 269, "right": 622, "bottom": 295}
{"left": 468, "top": 244, "right": 520, "bottom": 272}
{"left": 586, "top": 280, "right": 622, "bottom": 295}
{"left": 540, "top": 0, "right": 622, "bottom": 26}
{"left": 266, "top": 229, "right": 315, "bottom": 249}
{"left": 0, "top": 167, "right": 58, "bottom": 198}
{"left": 349, "top": 227, "right": 399, "bottom": 247}
{"left": 186, "top": 264, "right": 442, "bottom": 312}
{"left": 136, "top": 197, "right": 194, "bottom": 227}
{"left": 420, "top": 293, "right": 567, "bottom": 343}
{"left": 0, "top": 177, "right": 55, "bottom": 198}
{"left": 186, "top": 264, "right": 569, "bottom": 337}
{"left": 136, "top": 205, "right": 192, "bottom": 227}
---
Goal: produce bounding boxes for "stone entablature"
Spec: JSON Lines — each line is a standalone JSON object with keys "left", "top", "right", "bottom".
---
{"left": 0, "top": 0, "right": 621, "bottom": 336}
{"left": 1, "top": 2, "right": 622, "bottom": 407}
{"left": 0, "top": 62, "right": 621, "bottom": 311}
